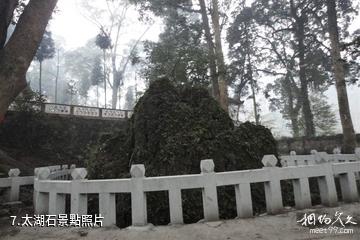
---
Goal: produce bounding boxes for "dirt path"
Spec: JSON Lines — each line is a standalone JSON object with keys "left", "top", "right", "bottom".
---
{"left": 0, "top": 203, "right": 359, "bottom": 240}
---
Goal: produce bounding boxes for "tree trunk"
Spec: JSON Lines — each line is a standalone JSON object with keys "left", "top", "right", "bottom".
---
{"left": 96, "top": 85, "right": 99, "bottom": 107}
{"left": 248, "top": 57, "right": 259, "bottom": 124}
{"left": 111, "top": 70, "right": 121, "bottom": 109}
{"left": 0, "top": 0, "right": 58, "bottom": 119}
{"left": 327, "top": 0, "right": 357, "bottom": 153}
{"left": 103, "top": 49, "right": 107, "bottom": 108}
{"left": 210, "top": 0, "right": 228, "bottom": 112}
{"left": 290, "top": 1, "right": 315, "bottom": 137}
{"left": 39, "top": 60, "right": 42, "bottom": 94}
{"left": 55, "top": 49, "right": 59, "bottom": 103}
{"left": 198, "top": 0, "right": 220, "bottom": 102}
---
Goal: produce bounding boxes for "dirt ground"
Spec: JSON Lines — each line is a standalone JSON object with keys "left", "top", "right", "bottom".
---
{"left": 0, "top": 203, "right": 359, "bottom": 240}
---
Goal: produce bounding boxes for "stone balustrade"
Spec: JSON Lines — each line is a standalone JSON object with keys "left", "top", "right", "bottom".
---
{"left": 280, "top": 147, "right": 360, "bottom": 167}
{"left": 0, "top": 165, "right": 75, "bottom": 203}
{"left": 33, "top": 155, "right": 360, "bottom": 227}
{"left": 8, "top": 101, "right": 133, "bottom": 120}
{"left": 0, "top": 169, "right": 34, "bottom": 202}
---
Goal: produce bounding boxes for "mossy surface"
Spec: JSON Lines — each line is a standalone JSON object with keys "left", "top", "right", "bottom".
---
{"left": 87, "top": 78, "right": 278, "bottom": 226}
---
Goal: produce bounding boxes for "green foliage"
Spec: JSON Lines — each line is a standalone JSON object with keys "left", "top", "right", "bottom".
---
{"left": 87, "top": 77, "right": 278, "bottom": 226}
{"left": 141, "top": 10, "right": 210, "bottom": 86}
{"left": 95, "top": 32, "right": 111, "bottom": 50}
{"left": 90, "top": 56, "right": 104, "bottom": 86}
{"left": 35, "top": 30, "right": 55, "bottom": 63}
{"left": 308, "top": 93, "right": 338, "bottom": 136}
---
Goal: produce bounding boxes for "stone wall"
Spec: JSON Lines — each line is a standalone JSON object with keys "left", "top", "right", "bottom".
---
{"left": 0, "top": 111, "right": 128, "bottom": 174}
{"left": 277, "top": 134, "right": 360, "bottom": 154}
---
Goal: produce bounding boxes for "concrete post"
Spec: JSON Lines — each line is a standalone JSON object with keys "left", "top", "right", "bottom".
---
{"left": 287, "top": 151, "right": 296, "bottom": 166}
{"left": 169, "top": 188, "right": 183, "bottom": 224}
{"left": 130, "top": 164, "right": 147, "bottom": 226}
{"left": 339, "top": 172, "right": 359, "bottom": 203}
{"left": 34, "top": 167, "right": 50, "bottom": 214}
{"left": 200, "top": 159, "right": 219, "bottom": 221}
{"left": 235, "top": 182, "right": 253, "bottom": 218}
{"left": 333, "top": 148, "right": 341, "bottom": 163}
{"left": 8, "top": 169, "right": 21, "bottom": 202}
{"left": 70, "top": 168, "right": 88, "bottom": 215}
{"left": 262, "top": 155, "right": 283, "bottom": 214}
{"left": 99, "top": 193, "right": 116, "bottom": 226}
{"left": 49, "top": 192, "right": 66, "bottom": 215}
{"left": 292, "top": 178, "right": 311, "bottom": 209}
{"left": 317, "top": 163, "right": 338, "bottom": 207}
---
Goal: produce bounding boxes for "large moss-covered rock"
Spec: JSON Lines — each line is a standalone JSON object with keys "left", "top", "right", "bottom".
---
{"left": 86, "top": 77, "right": 278, "bottom": 226}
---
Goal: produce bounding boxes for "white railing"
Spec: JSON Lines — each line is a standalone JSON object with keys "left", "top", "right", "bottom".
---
{"left": 8, "top": 101, "right": 133, "bottom": 120}
{"left": 33, "top": 155, "right": 360, "bottom": 227}
{"left": 0, "top": 169, "right": 34, "bottom": 202}
{"left": 280, "top": 148, "right": 360, "bottom": 167}
{"left": 0, "top": 165, "right": 75, "bottom": 203}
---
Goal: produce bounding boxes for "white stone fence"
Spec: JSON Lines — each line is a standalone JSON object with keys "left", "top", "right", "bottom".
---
{"left": 33, "top": 156, "right": 360, "bottom": 227}
{"left": 8, "top": 101, "right": 133, "bottom": 120}
{"left": 280, "top": 147, "right": 360, "bottom": 167}
{"left": 0, "top": 165, "right": 74, "bottom": 203}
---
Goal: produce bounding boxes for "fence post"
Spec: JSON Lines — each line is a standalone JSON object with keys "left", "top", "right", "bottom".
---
{"left": 355, "top": 148, "right": 360, "bottom": 160}
{"left": 8, "top": 169, "right": 21, "bottom": 202}
{"left": 200, "top": 159, "right": 219, "bottom": 222}
{"left": 34, "top": 167, "right": 50, "bottom": 214}
{"left": 262, "top": 155, "right": 283, "bottom": 214}
{"left": 317, "top": 162, "right": 338, "bottom": 207}
{"left": 70, "top": 168, "right": 88, "bottom": 215}
{"left": 235, "top": 182, "right": 252, "bottom": 218}
{"left": 169, "top": 188, "right": 183, "bottom": 224}
{"left": 49, "top": 191, "right": 66, "bottom": 215}
{"left": 338, "top": 172, "right": 358, "bottom": 203}
{"left": 130, "top": 164, "right": 147, "bottom": 226}
{"left": 292, "top": 178, "right": 311, "bottom": 209}
{"left": 99, "top": 192, "right": 116, "bottom": 226}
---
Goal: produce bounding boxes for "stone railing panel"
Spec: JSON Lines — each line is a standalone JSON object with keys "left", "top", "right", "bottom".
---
{"left": 74, "top": 106, "right": 100, "bottom": 117}
{"left": 102, "top": 109, "right": 127, "bottom": 119}
{"left": 45, "top": 103, "right": 71, "bottom": 115}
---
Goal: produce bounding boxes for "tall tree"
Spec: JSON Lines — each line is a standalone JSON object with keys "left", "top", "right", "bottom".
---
{"left": 141, "top": 8, "right": 210, "bottom": 86}
{"left": 326, "top": 0, "right": 356, "bottom": 152}
{"left": 34, "top": 30, "right": 55, "bottom": 95}
{"left": 228, "top": 6, "right": 264, "bottom": 124}
{"left": 0, "top": 0, "right": 58, "bottom": 120}
{"left": 253, "top": 0, "right": 335, "bottom": 137}
{"left": 90, "top": 56, "right": 105, "bottom": 107}
{"left": 209, "top": 0, "right": 228, "bottom": 112}
{"left": 81, "top": 0, "right": 149, "bottom": 109}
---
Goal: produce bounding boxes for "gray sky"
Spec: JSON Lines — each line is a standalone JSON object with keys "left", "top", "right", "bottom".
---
{"left": 48, "top": 0, "right": 360, "bottom": 137}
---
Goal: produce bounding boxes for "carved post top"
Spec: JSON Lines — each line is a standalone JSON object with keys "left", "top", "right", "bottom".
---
{"left": 315, "top": 152, "right": 329, "bottom": 164}
{"left": 355, "top": 148, "right": 360, "bottom": 159}
{"left": 262, "top": 155, "right": 278, "bottom": 167}
{"left": 36, "top": 167, "right": 51, "bottom": 180}
{"left": 200, "top": 159, "right": 215, "bottom": 173}
{"left": 290, "top": 151, "right": 296, "bottom": 156}
{"left": 310, "top": 149, "right": 318, "bottom": 155}
{"left": 130, "top": 164, "right": 145, "bottom": 178}
{"left": 71, "top": 168, "right": 88, "bottom": 180}
{"left": 333, "top": 147, "right": 341, "bottom": 154}
{"left": 8, "top": 168, "right": 20, "bottom": 177}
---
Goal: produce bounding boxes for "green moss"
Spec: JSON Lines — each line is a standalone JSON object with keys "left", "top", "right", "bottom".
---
{"left": 87, "top": 77, "right": 278, "bottom": 226}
